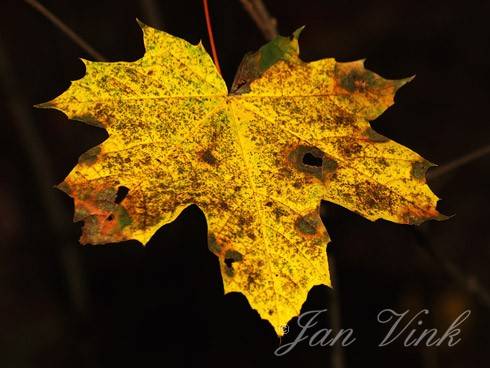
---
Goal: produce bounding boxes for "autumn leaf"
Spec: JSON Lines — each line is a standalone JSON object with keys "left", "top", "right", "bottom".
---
{"left": 37, "top": 22, "right": 445, "bottom": 336}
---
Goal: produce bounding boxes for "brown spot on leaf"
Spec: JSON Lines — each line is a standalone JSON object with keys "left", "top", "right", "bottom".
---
{"left": 96, "top": 187, "right": 118, "bottom": 206}
{"left": 224, "top": 249, "right": 243, "bottom": 263}
{"left": 78, "top": 146, "right": 101, "bottom": 165}
{"left": 247, "top": 231, "right": 256, "bottom": 240}
{"left": 354, "top": 181, "right": 395, "bottom": 213}
{"left": 411, "top": 160, "right": 432, "bottom": 180}
{"left": 238, "top": 215, "right": 253, "bottom": 228}
{"left": 333, "top": 113, "right": 356, "bottom": 127}
{"left": 377, "top": 157, "right": 389, "bottom": 168}
{"left": 295, "top": 211, "right": 320, "bottom": 236}
{"left": 207, "top": 233, "right": 222, "bottom": 254}
{"left": 323, "top": 157, "right": 338, "bottom": 173}
{"left": 400, "top": 208, "right": 431, "bottom": 225}
{"left": 273, "top": 207, "right": 288, "bottom": 220}
{"left": 247, "top": 273, "right": 257, "bottom": 287}
{"left": 334, "top": 62, "right": 378, "bottom": 93}
{"left": 339, "top": 142, "right": 363, "bottom": 157}
{"left": 399, "top": 205, "right": 446, "bottom": 225}
{"left": 200, "top": 148, "right": 218, "bottom": 165}
{"left": 363, "top": 127, "right": 390, "bottom": 143}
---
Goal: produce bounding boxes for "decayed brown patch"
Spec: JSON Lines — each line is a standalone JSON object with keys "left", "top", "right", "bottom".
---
{"left": 78, "top": 146, "right": 101, "bottom": 165}
{"left": 295, "top": 209, "right": 321, "bottom": 238}
{"left": 353, "top": 181, "right": 396, "bottom": 215}
{"left": 207, "top": 233, "right": 222, "bottom": 254}
{"left": 337, "top": 140, "right": 363, "bottom": 157}
{"left": 200, "top": 148, "right": 218, "bottom": 166}
{"left": 399, "top": 205, "right": 446, "bottom": 225}
{"left": 60, "top": 182, "right": 133, "bottom": 244}
{"left": 411, "top": 160, "right": 433, "bottom": 181}
{"left": 362, "top": 127, "right": 390, "bottom": 143}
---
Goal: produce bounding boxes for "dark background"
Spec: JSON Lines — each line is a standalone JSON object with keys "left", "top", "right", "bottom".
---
{"left": 0, "top": 0, "right": 489, "bottom": 367}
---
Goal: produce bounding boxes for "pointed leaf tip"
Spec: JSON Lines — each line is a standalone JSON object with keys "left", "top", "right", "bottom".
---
{"left": 435, "top": 213, "right": 453, "bottom": 222}
{"left": 79, "top": 57, "right": 92, "bottom": 66}
{"left": 397, "top": 75, "right": 415, "bottom": 88}
{"left": 136, "top": 18, "right": 148, "bottom": 29}
{"left": 34, "top": 101, "right": 53, "bottom": 109}
{"left": 292, "top": 26, "right": 306, "bottom": 40}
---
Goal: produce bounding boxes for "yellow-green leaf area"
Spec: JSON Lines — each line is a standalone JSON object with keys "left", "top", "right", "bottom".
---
{"left": 37, "top": 22, "right": 444, "bottom": 336}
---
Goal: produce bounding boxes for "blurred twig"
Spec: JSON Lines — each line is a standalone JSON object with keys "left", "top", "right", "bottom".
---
{"left": 411, "top": 227, "right": 490, "bottom": 309}
{"left": 140, "top": 0, "right": 165, "bottom": 29}
{"left": 0, "top": 39, "right": 89, "bottom": 316}
{"left": 239, "top": 0, "right": 278, "bottom": 40}
{"left": 428, "top": 144, "right": 490, "bottom": 179}
{"left": 424, "top": 145, "right": 490, "bottom": 308}
{"left": 24, "top": 0, "right": 106, "bottom": 61}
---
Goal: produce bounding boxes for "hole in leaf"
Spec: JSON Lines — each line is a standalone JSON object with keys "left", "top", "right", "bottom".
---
{"left": 106, "top": 214, "right": 114, "bottom": 221}
{"left": 302, "top": 153, "right": 323, "bottom": 167}
{"left": 115, "top": 186, "right": 129, "bottom": 204}
{"left": 224, "top": 249, "right": 243, "bottom": 271}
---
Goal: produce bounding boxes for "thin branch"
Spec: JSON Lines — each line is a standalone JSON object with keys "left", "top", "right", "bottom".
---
{"left": 240, "top": 0, "right": 278, "bottom": 40}
{"left": 202, "top": 0, "right": 222, "bottom": 75}
{"left": 428, "top": 144, "right": 490, "bottom": 179}
{"left": 411, "top": 228, "right": 490, "bottom": 309}
{"left": 252, "top": 0, "right": 278, "bottom": 38}
{"left": 24, "top": 0, "right": 106, "bottom": 61}
{"left": 140, "top": 0, "right": 165, "bottom": 29}
{"left": 0, "top": 39, "right": 89, "bottom": 316}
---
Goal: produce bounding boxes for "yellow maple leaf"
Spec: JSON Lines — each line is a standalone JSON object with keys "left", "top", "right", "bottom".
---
{"left": 37, "top": 22, "right": 445, "bottom": 336}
